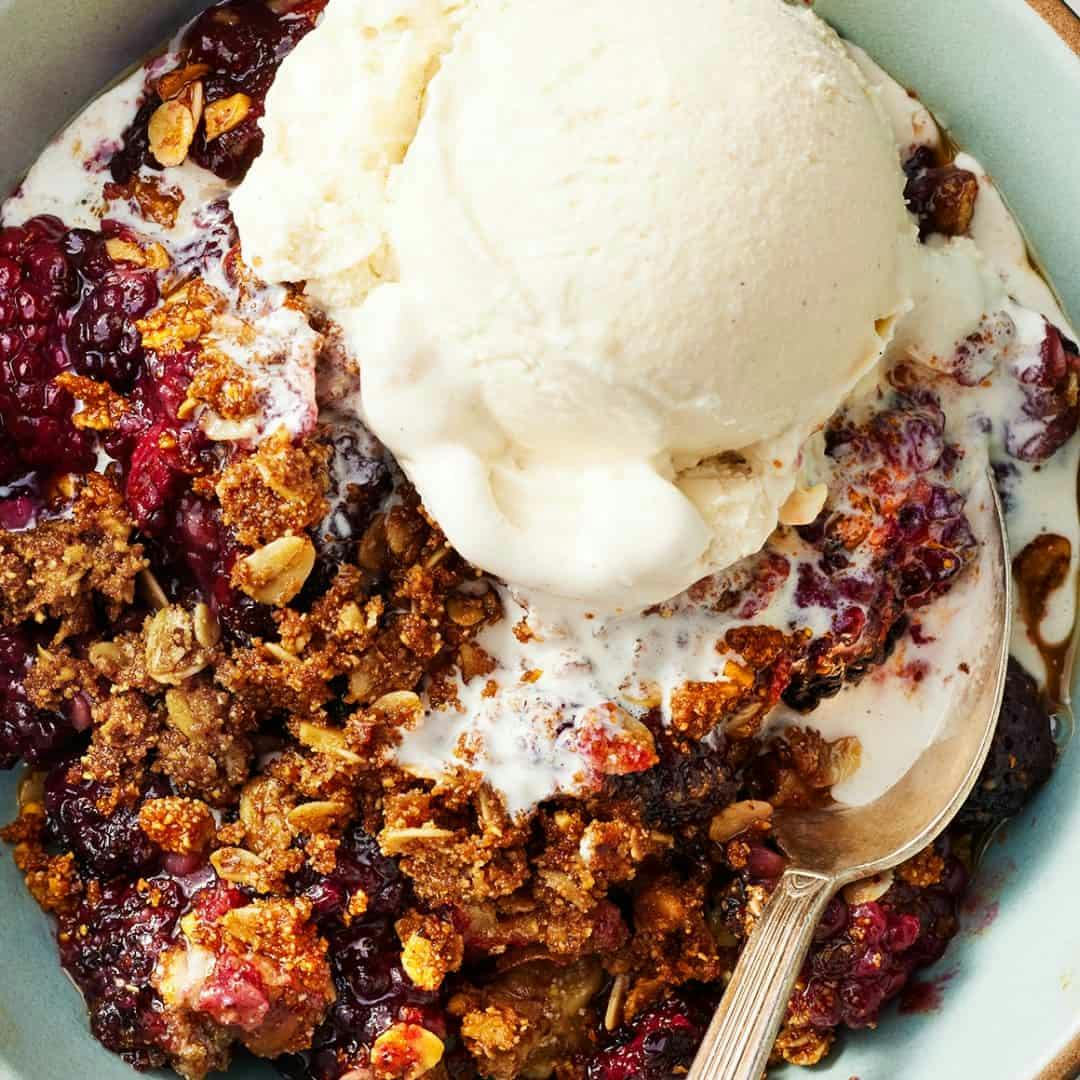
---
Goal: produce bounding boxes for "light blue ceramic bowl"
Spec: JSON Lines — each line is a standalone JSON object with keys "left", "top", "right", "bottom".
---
{"left": 1, "top": 1, "right": 1079, "bottom": 1078}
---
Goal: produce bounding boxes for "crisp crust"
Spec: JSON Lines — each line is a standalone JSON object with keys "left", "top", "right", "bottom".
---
{"left": 397, "top": 910, "right": 465, "bottom": 991}
{"left": 55, "top": 373, "right": 130, "bottom": 430}
{"left": 0, "top": 475, "right": 145, "bottom": 638}
{"left": 139, "top": 796, "right": 216, "bottom": 855}
{"left": 156, "top": 895, "right": 335, "bottom": 1060}
{"left": 216, "top": 429, "right": 329, "bottom": 546}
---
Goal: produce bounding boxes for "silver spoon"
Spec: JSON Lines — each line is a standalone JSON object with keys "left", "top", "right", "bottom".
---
{"left": 687, "top": 468, "right": 1012, "bottom": 1080}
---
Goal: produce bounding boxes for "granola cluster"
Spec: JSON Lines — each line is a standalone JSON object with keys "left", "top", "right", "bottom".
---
{"left": 0, "top": 3, "right": 1068, "bottom": 1080}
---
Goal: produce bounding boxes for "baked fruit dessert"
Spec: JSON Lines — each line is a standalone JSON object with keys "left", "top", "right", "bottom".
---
{"left": 1, "top": 1, "right": 1076, "bottom": 1078}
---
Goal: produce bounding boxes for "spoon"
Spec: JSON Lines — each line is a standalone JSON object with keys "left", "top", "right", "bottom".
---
{"left": 687, "top": 468, "right": 1012, "bottom": 1080}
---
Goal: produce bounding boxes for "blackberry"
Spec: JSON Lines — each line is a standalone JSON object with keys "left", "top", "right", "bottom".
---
{"left": 955, "top": 659, "right": 1055, "bottom": 832}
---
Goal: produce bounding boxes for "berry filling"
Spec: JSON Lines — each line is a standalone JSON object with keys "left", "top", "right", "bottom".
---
{"left": 0, "top": 3, "right": 1073, "bottom": 1080}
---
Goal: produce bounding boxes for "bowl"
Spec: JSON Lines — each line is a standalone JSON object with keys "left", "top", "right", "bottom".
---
{"left": 1, "top": 1, "right": 1079, "bottom": 1078}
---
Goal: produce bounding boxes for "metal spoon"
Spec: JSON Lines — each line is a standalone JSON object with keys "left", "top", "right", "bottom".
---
{"left": 687, "top": 469, "right": 1012, "bottom": 1080}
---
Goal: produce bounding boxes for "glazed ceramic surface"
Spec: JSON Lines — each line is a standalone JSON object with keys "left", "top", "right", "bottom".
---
{"left": 1, "top": 1, "right": 1079, "bottom": 1078}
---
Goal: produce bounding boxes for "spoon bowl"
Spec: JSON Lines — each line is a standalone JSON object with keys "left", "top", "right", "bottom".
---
{"left": 688, "top": 467, "right": 1012, "bottom": 1080}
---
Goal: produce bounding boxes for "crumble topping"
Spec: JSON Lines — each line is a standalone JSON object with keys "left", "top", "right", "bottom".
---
{"left": 0, "top": 3, "right": 1076, "bottom": 1080}
{"left": 0, "top": 475, "right": 146, "bottom": 637}
{"left": 140, "top": 796, "right": 217, "bottom": 854}
{"left": 103, "top": 175, "right": 186, "bottom": 229}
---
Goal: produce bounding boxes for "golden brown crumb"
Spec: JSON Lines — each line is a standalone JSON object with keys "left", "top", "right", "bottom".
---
{"left": 103, "top": 175, "right": 185, "bottom": 228}
{"left": 155, "top": 1009, "right": 233, "bottom": 1080}
{"left": 22, "top": 851, "right": 84, "bottom": 916}
{"left": 216, "top": 429, "right": 329, "bottom": 546}
{"left": 157, "top": 896, "right": 335, "bottom": 1059}
{"left": 669, "top": 676, "right": 752, "bottom": 740}
{"left": 458, "top": 1005, "right": 530, "bottom": 1058}
{"left": 346, "top": 888, "right": 369, "bottom": 921}
{"left": 396, "top": 911, "right": 465, "bottom": 992}
{"left": 155, "top": 681, "right": 255, "bottom": 807}
{"left": 772, "top": 1022, "right": 834, "bottom": 1066}
{"left": 187, "top": 354, "right": 259, "bottom": 421}
{"left": 897, "top": 845, "right": 946, "bottom": 888}
{"left": 450, "top": 960, "right": 603, "bottom": 1080}
{"left": 618, "top": 870, "right": 724, "bottom": 1019}
{"left": 0, "top": 474, "right": 145, "bottom": 637}
{"left": 137, "top": 279, "right": 223, "bottom": 355}
{"left": 139, "top": 797, "right": 216, "bottom": 855}
{"left": 304, "top": 833, "right": 340, "bottom": 876}
{"left": 54, "top": 373, "right": 129, "bottom": 430}
{"left": 23, "top": 646, "right": 98, "bottom": 712}
{"left": 82, "top": 691, "right": 163, "bottom": 787}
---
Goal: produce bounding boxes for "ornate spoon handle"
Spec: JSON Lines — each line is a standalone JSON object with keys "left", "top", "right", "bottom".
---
{"left": 687, "top": 868, "right": 836, "bottom": 1080}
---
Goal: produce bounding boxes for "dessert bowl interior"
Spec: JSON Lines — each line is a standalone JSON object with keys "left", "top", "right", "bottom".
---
{"left": 0, "top": 1, "right": 1079, "bottom": 1078}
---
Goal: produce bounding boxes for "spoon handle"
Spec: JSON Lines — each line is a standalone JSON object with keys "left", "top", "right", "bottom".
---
{"left": 687, "top": 868, "right": 836, "bottom": 1080}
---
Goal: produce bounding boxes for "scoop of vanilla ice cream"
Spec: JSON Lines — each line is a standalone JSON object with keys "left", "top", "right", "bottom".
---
{"left": 230, "top": 0, "right": 468, "bottom": 307}
{"left": 233, "top": 0, "right": 916, "bottom": 610}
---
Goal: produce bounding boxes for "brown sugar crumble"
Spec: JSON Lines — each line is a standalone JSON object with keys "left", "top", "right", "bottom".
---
{"left": 0, "top": 219, "right": 1048, "bottom": 1080}
{"left": 139, "top": 796, "right": 216, "bottom": 855}
{"left": 0, "top": 3, "right": 1068, "bottom": 1079}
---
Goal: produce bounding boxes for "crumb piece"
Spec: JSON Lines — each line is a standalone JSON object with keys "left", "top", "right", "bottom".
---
{"left": 396, "top": 911, "right": 465, "bottom": 992}
{"left": 54, "top": 373, "right": 129, "bottom": 430}
{"left": 188, "top": 354, "right": 259, "bottom": 421}
{"left": 216, "top": 429, "right": 329, "bottom": 546}
{"left": 0, "top": 474, "right": 144, "bottom": 636}
{"left": 772, "top": 1022, "right": 834, "bottom": 1066}
{"left": 103, "top": 175, "right": 184, "bottom": 228}
{"left": 156, "top": 681, "right": 255, "bottom": 807}
{"left": 897, "top": 845, "right": 946, "bottom": 888}
{"left": 138, "top": 280, "right": 223, "bottom": 355}
{"left": 82, "top": 691, "right": 162, "bottom": 786}
{"left": 139, "top": 796, "right": 216, "bottom": 855}
{"left": 449, "top": 959, "right": 603, "bottom": 1080}
{"left": 346, "top": 889, "right": 369, "bottom": 920}
{"left": 370, "top": 1022, "right": 445, "bottom": 1080}
{"left": 157, "top": 896, "right": 334, "bottom": 1059}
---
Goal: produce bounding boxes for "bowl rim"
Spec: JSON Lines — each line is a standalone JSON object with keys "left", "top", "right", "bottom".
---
{"left": 1025, "top": 0, "right": 1080, "bottom": 1068}
{"left": 994, "top": 7, "right": 1079, "bottom": 1078}
{"left": 1, "top": 1, "right": 1080, "bottom": 1078}
{"left": 1027, "top": 0, "right": 1080, "bottom": 54}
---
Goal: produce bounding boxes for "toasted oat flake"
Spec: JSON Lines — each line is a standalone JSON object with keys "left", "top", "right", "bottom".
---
{"left": 236, "top": 535, "right": 317, "bottom": 607}
{"left": 371, "top": 691, "right": 424, "bottom": 727}
{"left": 193, "top": 603, "right": 222, "bottom": 649}
{"left": 87, "top": 641, "right": 124, "bottom": 672}
{"left": 709, "top": 800, "right": 774, "bottom": 844}
{"left": 264, "top": 641, "right": 301, "bottom": 664}
{"left": 156, "top": 62, "right": 211, "bottom": 101}
{"left": 380, "top": 825, "right": 456, "bottom": 855}
{"left": 204, "top": 93, "right": 253, "bottom": 141}
{"left": 286, "top": 801, "right": 348, "bottom": 835}
{"left": 297, "top": 722, "right": 363, "bottom": 764}
{"left": 145, "top": 606, "right": 210, "bottom": 685}
{"left": 210, "top": 846, "right": 272, "bottom": 888}
{"left": 148, "top": 99, "right": 198, "bottom": 168}
{"left": 604, "top": 973, "right": 629, "bottom": 1031}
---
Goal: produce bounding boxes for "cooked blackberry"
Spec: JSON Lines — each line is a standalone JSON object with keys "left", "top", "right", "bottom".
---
{"left": 955, "top": 659, "right": 1055, "bottom": 831}
{"left": 607, "top": 723, "right": 738, "bottom": 830}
